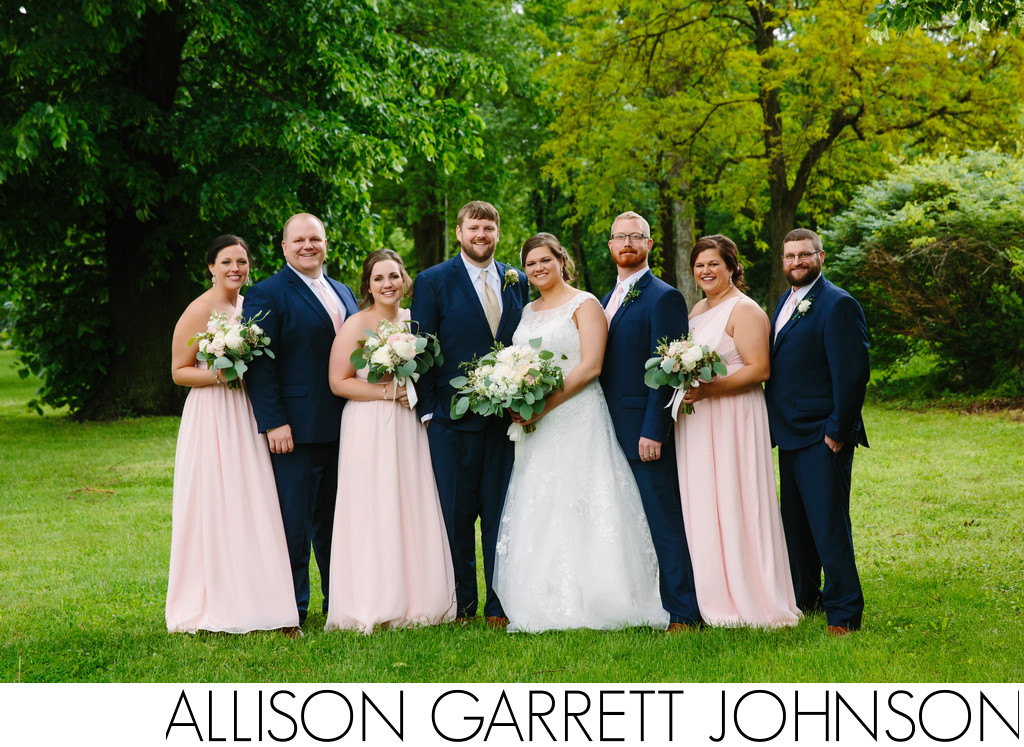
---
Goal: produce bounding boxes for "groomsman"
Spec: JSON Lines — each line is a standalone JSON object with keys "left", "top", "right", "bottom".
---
{"left": 244, "top": 213, "right": 359, "bottom": 626}
{"left": 411, "top": 200, "right": 530, "bottom": 627}
{"left": 764, "top": 228, "right": 870, "bottom": 636}
{"left": 600, "top": 211, "right": 702, "bottom": 631}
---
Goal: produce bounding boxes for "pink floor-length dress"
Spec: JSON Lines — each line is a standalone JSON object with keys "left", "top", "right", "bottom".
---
{"left": 166, "top": 301, "right": 298, "bottom": 633}
{"left": 325, "top": 311, "right": 456, "bottom": 634}
{"left": 675, "top": 296, "right": 800, "bottom": 628}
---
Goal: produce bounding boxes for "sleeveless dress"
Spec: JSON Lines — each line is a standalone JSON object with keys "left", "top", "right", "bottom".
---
{"left": 675, "top": 296, "right": 800, "bottom": 628}
{"left": 494, "top": 292, "right": 670, "bottom": 632}
{"left": 325, "top": 309, "right": 456, "bottom": 634}
{"left": 166, "top": 299, "right": 298, "bottom": 633}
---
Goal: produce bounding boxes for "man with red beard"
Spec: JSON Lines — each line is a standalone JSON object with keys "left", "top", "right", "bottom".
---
{"left": 764, "top": 228, "right": 870, "bottom": 636}
{"left": 600, "top": 210, "right": 702, "bottom": 631}
{"left": 411, "top": 201, "right": 530, "bottom": 627}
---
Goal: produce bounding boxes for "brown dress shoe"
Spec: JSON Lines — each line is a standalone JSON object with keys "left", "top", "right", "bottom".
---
{"left": 666, "top": 622, "right": 697, "bottom": 633}
{"left": 486, "top": 616, "right": 509, "bottom": 630}
{"left": 827, "top": 625, "right": 854, "bottom": 637}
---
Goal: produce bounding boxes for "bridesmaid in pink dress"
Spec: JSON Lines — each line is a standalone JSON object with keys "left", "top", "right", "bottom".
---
{"left": 166, "top": 235, "right": 299, "bottom": 634}
{"left": 324, "top": 249, "right": 456, "bottom": 634}
{"left": 675, "top": 235, "right": 800, "bottom": 628}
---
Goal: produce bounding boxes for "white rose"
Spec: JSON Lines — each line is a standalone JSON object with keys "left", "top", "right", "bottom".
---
{"left": 211, "top": 332, "right": 226, "bottom": 357}
{"left": 797, "top": 299, "right": 811, "bottom": 314}
{"left": 249, "top": 323, "right": 263, "bottom": 337}
{"left": 225, "top": 327, "right": 245, "bottom": 352}
{"left": 391, "top": 339, "right": 418, "bottom": 361}
{"left": 198, "top": 338, "right": 210, "bottom": 354}
{"left": 370, "top": 346, "right": 395, "bottom": 367}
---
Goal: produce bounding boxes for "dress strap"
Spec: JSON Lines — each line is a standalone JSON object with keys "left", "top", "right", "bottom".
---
{"left": 565, "top": 291, "right": 598, "bottom": 318}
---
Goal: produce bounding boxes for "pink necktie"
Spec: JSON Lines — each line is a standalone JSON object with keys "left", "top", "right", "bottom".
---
{"left": 774, "top": 291, "right": 800, "bottom": 341}
{"left": 605, "top": 283, "right": 626, "bottom": 325}
{"left": 311, "top": 278, "right": 344, "bottom": 333}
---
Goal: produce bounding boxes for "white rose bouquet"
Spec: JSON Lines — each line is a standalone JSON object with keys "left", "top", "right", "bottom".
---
{"left": 189, "top": 310, "right": 274, "bottom": 389}
{"left": 449, "top": 338, "right": 566, "bottom": 441}
{"left": 644, "top": 333, "right": 727, "bottom": 418}
{"left": 349, "top": 319, "right": 443, "bottom": 408}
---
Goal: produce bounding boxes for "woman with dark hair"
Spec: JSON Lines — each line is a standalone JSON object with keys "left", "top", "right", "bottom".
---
{"left": 674, "top": 234, "right": 799, "bottom": 628}
{"left": 324, "top": 249, "right": 455, "bottom": 633}
{"left": 493, "top": 233, "right": 668, "bottom": 633}
{"left": 166, "top": 235, "right": 298, "bottom": 634}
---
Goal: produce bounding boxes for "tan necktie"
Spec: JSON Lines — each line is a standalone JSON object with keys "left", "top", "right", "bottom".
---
{"left": 774, "top": 291, "right": 800, "bottom": 341}
{"left": 480, "top": 269, "right": 501, "bottom": 337}
{"left": 604, "top": 282, "right": 626, "bottom": 326}
{"left": 311, "top": 278, "right": 344, "bottom": 333}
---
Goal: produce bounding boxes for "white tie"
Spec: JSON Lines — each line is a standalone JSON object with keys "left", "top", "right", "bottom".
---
{"left": 774, "top": 291, "right": 800, "bottom": 341}
{"left": 480, "top": 269, "right": 501, "bottom": 337}
{"left": 605, "top": 283, "right": 626, "bottom": 325}
{"left": 311, "top": 278, "right": 344, "bottom": 333}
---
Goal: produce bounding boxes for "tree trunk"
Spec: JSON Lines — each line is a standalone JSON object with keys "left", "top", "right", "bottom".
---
{"left": 656, "top": 181, "right": 678, "bottom": 290}
{"left": 569, "top": 218, "right": 593, "bottom": 294}
{"left": 77, "top": 4, "right": 191, "bottom": 419}
{"left": 411, "top": 210, "right": 445, "bottom": 273}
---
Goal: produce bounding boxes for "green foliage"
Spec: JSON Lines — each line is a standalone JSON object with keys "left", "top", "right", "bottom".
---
{"left": 827, "top": 149, "right": 1024, "bottom": 393}
{"left": 0, "top": 1, "right": 502, "bottom": 417}
{"left": 868, "top": 0, "right": 1024, "bottom": 38}
{"left": 538, "top": 0, "right": 1024, "bottom": 302}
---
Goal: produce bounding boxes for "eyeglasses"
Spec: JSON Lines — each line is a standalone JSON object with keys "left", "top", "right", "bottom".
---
{"left": 610, "top": 233, "right": 648, "bottom": 242}
{"left": 781, "top": 250, "right": 822, "bottom": 264}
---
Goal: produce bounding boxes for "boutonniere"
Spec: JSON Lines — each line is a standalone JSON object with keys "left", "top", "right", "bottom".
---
{"left": 622, "top": 285, "right": 642, "bottom": 307}
{"left": 503, "top": 268, "right": 519, "bottom": 291}
{"left": 795, "top": 298, "right": 813, "bottom": 318}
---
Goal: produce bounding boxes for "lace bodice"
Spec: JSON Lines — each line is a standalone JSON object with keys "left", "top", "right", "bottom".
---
{"left": 512, "top": 292, "right": 597, "bottom": 378}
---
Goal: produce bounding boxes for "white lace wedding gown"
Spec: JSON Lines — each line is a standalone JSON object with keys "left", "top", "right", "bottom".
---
{"left": 493, "top": 292, "right": 670, "bottom": 632}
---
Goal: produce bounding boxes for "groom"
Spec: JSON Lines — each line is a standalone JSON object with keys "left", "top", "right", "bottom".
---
{"left": 244, "top": 212, "right": 360, "bottom": 626}
{"left": 765, "top": 228, "right": 870, "bottom": 636}
{"left": 411, "top": 200, "right": 530, "bottom": 626}
{"left": 600, "top": 211, "right": 702, "bottom": 631}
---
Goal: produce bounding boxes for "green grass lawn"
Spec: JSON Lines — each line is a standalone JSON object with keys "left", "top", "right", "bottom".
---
{"left": 1, "top": 349, "right": 1022, "bottom": 683}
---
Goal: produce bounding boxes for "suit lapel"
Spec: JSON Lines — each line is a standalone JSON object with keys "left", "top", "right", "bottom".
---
{"left": 773, "top": 277, "right": 828, "bottom": 350}
{"left": 494, "top": 260, "right": 522, "bottom": 339}
{"left": 284, "top": 268, "right": 335, "bottom": 333}
{"left": 608, "top": 270, "right": 651, "bottom": 336}
{"left": 451, "top": 256, "right": 493, "bottom": 335}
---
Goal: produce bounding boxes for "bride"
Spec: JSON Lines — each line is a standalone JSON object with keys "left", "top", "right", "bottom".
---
{"left": 493, "top": 233, "right": 669, "bottom": 632}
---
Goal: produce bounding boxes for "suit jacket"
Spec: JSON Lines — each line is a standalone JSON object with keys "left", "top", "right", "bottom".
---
{"left": 601, "top": 270, "right": 688, "bottom": 455}
{"left": 243, "top": 266, "right": 359, "bottom": 444}
{"left": 411, "top": 255, "right": 529, "bottom": 430}
{"left": 764, "top": 275, "right": 870, "bottom": 451}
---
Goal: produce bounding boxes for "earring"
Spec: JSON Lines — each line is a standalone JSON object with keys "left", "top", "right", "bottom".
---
{"left": 246, "top": 275, "right": 253, "bottom": 287}
{"left": 211, "top": 276, "right": 217, "bottom": 286}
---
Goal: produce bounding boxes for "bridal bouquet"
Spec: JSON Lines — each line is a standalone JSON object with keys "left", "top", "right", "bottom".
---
{"left": 644, "top": 333, "right": 727, "bottom": 418}
{"left": 449, "top": 338, "right": 566, "bottom": 440}
{"left": 189, "top": 310, "right": 274, "bottom": 389}
{"left": 349, "top": 318, "right": 443, "bottom": 408}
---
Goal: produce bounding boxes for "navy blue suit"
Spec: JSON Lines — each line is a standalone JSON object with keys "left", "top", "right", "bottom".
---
{"left": 600, "top": 270, "right": 701, "bottom": 625}
{"left": 243, "top": 266, "right": 359, "bottom": 624}
{"left": 411, "top": 256, "right": 529, "bottom": 618}
{"left": 764, "top": 275, "right": 870, "bottom": 629}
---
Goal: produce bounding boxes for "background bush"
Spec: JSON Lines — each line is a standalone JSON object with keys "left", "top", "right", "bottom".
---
{"left": 827, "top": 149, "right": 1024, "bottom": 395}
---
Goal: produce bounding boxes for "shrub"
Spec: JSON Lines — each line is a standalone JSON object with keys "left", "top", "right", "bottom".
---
{"left": 826, "top": 149, "right": 1024, "bottom": 394}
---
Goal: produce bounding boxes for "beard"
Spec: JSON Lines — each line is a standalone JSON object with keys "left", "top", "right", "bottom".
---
{"left": 784, "top": 263, "right": 822, "bottom": 288}
{"left": 460, "top": 237, "right": 496, "bottom": 264}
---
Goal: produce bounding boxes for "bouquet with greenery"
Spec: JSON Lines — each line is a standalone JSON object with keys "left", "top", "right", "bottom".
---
{"left": 644, "top": 333, "right": 727, "bottom": 417}
{"left": 189, "top": 310, "right": 274, "bottom": 389}
{"left": 350, "top": 318, "right": 442, "bottom": 407}
{"left": 450, "top": 338, "right": 566, "bottom": 440}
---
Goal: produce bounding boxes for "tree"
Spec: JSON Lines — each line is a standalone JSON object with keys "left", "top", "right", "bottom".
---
{"left": 0, "top": 0, "right": 502, "bottom": 418}
{"left": 867, "top": 0, "right": 1024, "bottom": 37}
{"left": 826, "top": 149, "right": 1024, "bottom": 392}
{"left": 539, "top": 0, "right": 1024, "bottom": 303}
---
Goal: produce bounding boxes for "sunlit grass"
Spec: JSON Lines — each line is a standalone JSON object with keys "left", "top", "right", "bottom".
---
{"left": 1, "top": 350, "right": 1021, "bottom": 683}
